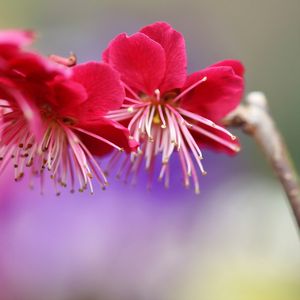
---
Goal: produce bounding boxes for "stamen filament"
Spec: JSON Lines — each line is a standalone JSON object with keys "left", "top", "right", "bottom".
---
{"left": 154, "top": 89, "right": 160, "bottom": 101}
{"left": 157, "top": 105, "right": 167, "bottom": 128}
{"left": 172, "top": 76, "right": 207, "bottom": 103}
{"left": 191, "top": 124, "right": 240, "bottom": 152}
{"left": 124, "top": 97, "right": 142, "bottom": 104}
{"left": 122, "top": 82, "right": 140, "bottom": 101}
{"left": 145, "top": 105, "right": 156, "bottom": 140}
{"left": 71, "top": 126, "right": 124, "bottom": 151}
{"left": 177, "top": 107, "right": 236, "bottom": 140}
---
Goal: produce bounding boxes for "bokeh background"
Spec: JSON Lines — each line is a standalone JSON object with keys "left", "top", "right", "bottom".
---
{"left": 0, "top": 0, "right": 299, "bottom": 299}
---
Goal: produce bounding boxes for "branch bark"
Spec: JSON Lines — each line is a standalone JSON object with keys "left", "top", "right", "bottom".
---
{"left": 224, "top": 92, "right": 300, "bottom": 229}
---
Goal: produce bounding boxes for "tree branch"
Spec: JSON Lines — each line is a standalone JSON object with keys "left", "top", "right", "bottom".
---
{"left": 224, "top": 92, "right": 300, "bottom": 229}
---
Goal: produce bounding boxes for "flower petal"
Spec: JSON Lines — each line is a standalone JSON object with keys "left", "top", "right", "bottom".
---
{"left": 71, "top": 62, "right": 125, "bottom": 120}
{"left": 0, "top": 77, "right": 44, "bottom": 139}
{"left": 181, "top": 60, "right": 244, "bottom": 122}
{"left": 0, "top": 30, "right": 34, "bottom": 48}
{"left": 49, "top": 78, "right": 88, "bottom": 111}
{"left": 77, "top": 118, "right": 138, "bottom": 156}
{"left": 103, "top": 32, "right": 166, "bottom": 95}
{"left": 6, "top": 87, "right": 44, "bottom": 139}
{"left": 0, "top": 30, "right": 34, "bottom": 68}
{"left": 140, "top": 21, "right": 187, "bottom": 92}
{"left": 9, "top": 52, "right": 69, "bottom": 80}
{"left": 102, "top": 46, "right": 110, "bottom": 63}
{"left": 210, "top": 59, "right": 245, "bottom": 77}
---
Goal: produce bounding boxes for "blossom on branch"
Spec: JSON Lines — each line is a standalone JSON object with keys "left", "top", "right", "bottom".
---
{"left": 0, "top": 30, "right": 135, "bottom": 194}
{"left": 103, "top": 22, "right": 244, "bottom": 193}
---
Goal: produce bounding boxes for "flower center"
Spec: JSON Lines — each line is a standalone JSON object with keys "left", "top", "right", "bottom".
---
{"left": 139, "top": 89, "right": 181, "bottom": 126}
{"left": 106, "top": 75, "right": 240, "bottom": 193}
{"left": 41, "top": 103, "right": 77, "bottom": 126}
{"left": 140, "top": 90, "right": 180, "bottom": 105}
{"left": 0, "top": 102, "right": 121, "bottom": 194}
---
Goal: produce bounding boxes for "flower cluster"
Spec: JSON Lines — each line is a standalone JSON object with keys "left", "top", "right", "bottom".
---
{"left": 0, "top": 22, "right": 244, "bottom": 194}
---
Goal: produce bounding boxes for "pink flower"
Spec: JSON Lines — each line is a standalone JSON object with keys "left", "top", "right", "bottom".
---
{"left": 0, "top": 30, "right": 135, "bottom": 194}
{"left": 103, "top": 22, "right": 244, "bottom": 193}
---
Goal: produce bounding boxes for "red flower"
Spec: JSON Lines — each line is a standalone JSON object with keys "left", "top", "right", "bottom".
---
{"left": 103, "top": 22, "right": 244, "bottom": 193}
{"left": 0, "top": 30, "right": 135, "bottom": 194}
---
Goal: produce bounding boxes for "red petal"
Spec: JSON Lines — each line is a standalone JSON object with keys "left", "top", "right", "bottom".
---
{"left": 210, "top": 59, "right": 245, "bottom": 77}
{"left": 71, "top": 62, "right": 125, "bottom": 120}
{"left": 77, "top": 118, "right": 138, "bottom": 157}
{"left": 0, "top": 76, "right": 16, "bottom": 89}
{"left": 140, "top": 21, "right": 187, "bottom": 92}
{"left": 0, "top": 30, "right": 34, "bottom": 64}
{"left": 181, "top": 61, "right": 244, "bottom": 122}
{"left": 49, "top": 78, "right": 88, "bottom": 112}
{"left": 102, "top": 46, "right": 110, "bottom": 63}
{"left": 9, "top": 52, "right": 69, "bottom": 80}
{"left": 103, "top": 32, "right": 166, "bottom": 95}
{"left": 6, "top": 87, "right": 44, "bottom": 139}
{"left": 0, "top": 30, "right": 34, "bottom": 47}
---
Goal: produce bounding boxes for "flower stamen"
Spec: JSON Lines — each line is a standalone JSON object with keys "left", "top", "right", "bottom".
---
{"left": 172, "top": 76, "right": 207, "bottom": 103}
{"left": 71, "top": 126, "right": 124, "bottom": 152}
{"left": 123, "top": 82, "right": 140, "bottom": 100}
{"left": 154, "top": 89, "right": 160, "bottom": 101}
{"left": 157, "top": 105, "right": 167, "bottom": 129}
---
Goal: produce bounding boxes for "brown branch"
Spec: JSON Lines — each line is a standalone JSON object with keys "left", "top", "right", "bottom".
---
{"left": 224, "top": 92, "right": 300, "bottom": 229}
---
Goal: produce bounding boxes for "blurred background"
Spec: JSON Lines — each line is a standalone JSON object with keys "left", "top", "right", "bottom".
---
{"left": 0, "top": 0, "right": 299, "bottom": 299}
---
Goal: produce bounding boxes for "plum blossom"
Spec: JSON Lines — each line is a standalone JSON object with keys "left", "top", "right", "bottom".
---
{"left": 0, "top": 30, "right": 135, "bottom": 194}
{"left": 103, "top": 22, "right": 244, "bottom": 193}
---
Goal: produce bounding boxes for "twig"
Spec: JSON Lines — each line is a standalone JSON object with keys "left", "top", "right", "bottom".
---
{"left": 224, "top": 92, "right": 300, "bottom": 229}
